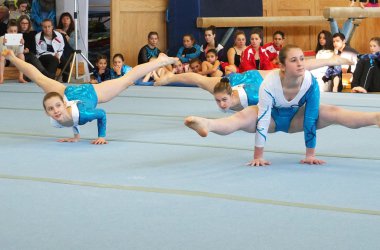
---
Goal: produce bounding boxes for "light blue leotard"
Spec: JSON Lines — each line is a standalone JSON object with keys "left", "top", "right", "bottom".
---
{"left": 256, "top": 70, "right": 320, "bottom": 149}
{"left": 226, "top": 70, "right": 263, "bottom": 106}
{"left": 64, "top": 84, "right": 107, "bottom": 137}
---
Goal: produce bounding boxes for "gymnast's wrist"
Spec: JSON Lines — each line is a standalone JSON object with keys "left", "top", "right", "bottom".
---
{"left": 305, "top": 147, "right": 315, "bottom": 157}
{"left": 254, "top": 146, "right": 264, "bottom": 159}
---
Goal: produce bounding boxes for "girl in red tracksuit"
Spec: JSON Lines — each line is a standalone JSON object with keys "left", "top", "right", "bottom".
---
{"left": 239, "top": 28, "right": 273, "bottom": 73}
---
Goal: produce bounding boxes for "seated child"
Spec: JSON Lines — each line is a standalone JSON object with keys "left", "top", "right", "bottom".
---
{"left": 0, "top": 19, "right": 27, "bottom": 84}
{"left": 110, "top": 53, "right": 132, "bottom": 79}
{"left": 172, "top": 60, "right": 190, "bottom": 74}
{"left": 200, "top": 49, "right": 223, "bottom": 77}
{"left": 176, "top": 34, "right": 201, "bottom": 64}
{"left": 322, "top": 65, "right": 342, "bottom": 92}
{"left": 189, "top": 58, "right": 202, "bottom": 74}
{"left": 9, "top": 0, "right": 30, "bottom": 20}
{"left": 90, "top": 54, "right": 111, "bottom": 84}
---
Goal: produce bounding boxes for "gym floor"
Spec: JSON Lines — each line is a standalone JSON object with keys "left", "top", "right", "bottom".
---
{"left": 1, "top": 83, "right": 379, "bottom": 250}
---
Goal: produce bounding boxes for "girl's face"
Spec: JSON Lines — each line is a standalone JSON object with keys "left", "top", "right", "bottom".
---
{"left": 44, "top": 96, "right": 69, "bottom": 122}
{"left": 19, "top": 3, "right": 28, "bottom": 12}
{"left": 319, "top": 33, "right": 326, "bottom": 46}
{"left": 19, "top": 18, "right": 30, "bottom": 32}
{"left": 173, "top": 61, "right": 184, "bottom": 73}
{"left": 250, "top": 34, "right": 261, "bottom": 48}
{"left": 333, "top": 36, "right": 345, "bottom": 51}
{"left": 7, "top": 26, "right": 18, "bottom": 34}
{"left": 282, "top": 48, "right": 305, "bottom": 78}
{"left": 204, "top": 30, "right": 215, "bottom": 44}
{"left": 148, "top": 35, "right": 159, "bottom": 47}
{"left": 206, "top": 52, "right": 217, "bottom": 64}
{"left": 235, "top": 34, "right": 246, "bottom": 47}
{"left": 96, "top": 58, "right": 107, "bottom": 70}
{"left": 42, "top": 21, "right": 53, "bottom": 36}
{"left": 183, "top": 36, "right": 194, "bottom": 48}
{"left": 369, "top": 40, "right": 380, "bottom": 54}
{"left": 113, "top": 56, "right": 123, "bottom": 68}
{"left": 61, "top": 16, "right": 71, "bottom": 28}
{"left": 273, "top": 34, "right": 284, "bottom": 47}
{"left": 190, "top": 61, "right": 201, "bottom": 73}
{"left": 214, "top": 91, "right": 232, "bottom": 111}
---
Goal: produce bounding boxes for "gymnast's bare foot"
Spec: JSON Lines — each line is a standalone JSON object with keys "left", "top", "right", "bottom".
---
{"left": 18, "top": 77, "right": 28, "bottom": 83}
{"left": 2, "top": 49, "right": 16, "bottom": 60}
{"left": 360, "top": 2, "right": 365, "bottom": 8}
{"left": 184, "top": 116, "right": 209, "bottom": 137}
{"left": 376, "top": 113, "right": 380, "bottom": 127}
{"left": 157, "top": 53, "right": 178, "bottom": 67}
{"left": 154, "top": 71, "right": 174, "bottom": 86}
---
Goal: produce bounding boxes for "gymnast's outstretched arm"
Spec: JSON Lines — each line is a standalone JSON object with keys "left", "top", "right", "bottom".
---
{"left": 304, "top": 55, "right": 352, "bottom": 70}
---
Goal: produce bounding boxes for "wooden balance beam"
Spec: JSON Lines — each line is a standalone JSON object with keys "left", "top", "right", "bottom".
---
{"left": 196, "top": 16, "right": 326, "bottom": 28}
{"left": 196, "top": 7, "right": 379, "bottom": 46}
{"left": 196, "top": 7, "right": 379, "bottom": 29}
{"left": 324, "top": 7, "right": 380, "bottom": 19}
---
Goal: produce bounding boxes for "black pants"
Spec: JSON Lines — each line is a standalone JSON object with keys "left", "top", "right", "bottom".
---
{"left": 58, "top": 55, "right": 71, "bottom": 82}
{"left": 38, "top": 54, "right": 59, "bottom": 79}
{"left": 25, "top": 53, "right": 54, "bottom": 79}
{"left": 38, "top": 54, "right": 70, "bottom": 82}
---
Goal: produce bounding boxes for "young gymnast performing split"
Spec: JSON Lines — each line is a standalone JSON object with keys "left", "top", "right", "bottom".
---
{"left": 154, "top": 55, "right": 353, "bottom": 112}
{"left": 184, "top": 45, "right": 380, "bottom": 166}
{"left": 3, "top": 49, "right": 177, "bottom": 144}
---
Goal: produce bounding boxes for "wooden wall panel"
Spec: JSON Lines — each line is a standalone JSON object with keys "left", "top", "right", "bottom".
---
{"left": 263, "top": 0, "right": 379, "bottom": 53}
{"left": 111, "top": 0, "right": 379, "bottom": 64}
{"left": 111, "top": 0, "right": 168, "bottom": 66}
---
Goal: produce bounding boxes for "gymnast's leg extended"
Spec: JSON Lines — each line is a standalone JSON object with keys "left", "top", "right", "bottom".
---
{"left": 93, "top": 53, "right": 178, "bottom": 103}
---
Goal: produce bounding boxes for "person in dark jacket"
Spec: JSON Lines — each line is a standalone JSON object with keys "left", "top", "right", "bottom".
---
{"left": 137, "top": 31, "right": 161, "bottom": 65}
{"left": 351, "top": 37, "right": 380, "bottom": 93}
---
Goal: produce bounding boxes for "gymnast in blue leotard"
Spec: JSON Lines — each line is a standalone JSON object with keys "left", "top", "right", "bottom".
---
{"left": 154, "top": 55, "right": 354, "bottom": 113}
{"left": 154, "top": 69, "right": 264, "bottom": 112}
{"left": 184, "top": 45, "right": 380, "bottom": 166}
{"left": 4, "top": 49, "right": 177, "bottom": 144}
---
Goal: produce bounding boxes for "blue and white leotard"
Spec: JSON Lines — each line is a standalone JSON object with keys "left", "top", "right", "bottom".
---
{"left": 50, "top": 84, "right": 107, "bottom": 137}
{"left": 226, "top": 70, "right": 263, "bottom": 108}
{"left": 255, "top": 70, "right": 320, "bottom": 149}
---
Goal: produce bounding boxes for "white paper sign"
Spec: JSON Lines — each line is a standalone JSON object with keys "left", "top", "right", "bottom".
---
{"left": 4, "top": 33, "right": 23, "bottom": 46}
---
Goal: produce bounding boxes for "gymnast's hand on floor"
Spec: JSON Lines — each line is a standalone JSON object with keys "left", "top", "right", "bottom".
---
{"left": 57, "top": 137, "right": 80, "bottom": 143}
{"left": 300, "top": 156, "right": 325, "bottom": 165}
{"left": 91, "top": 137, "right": 108, "bottom": 145}
{"left": 246, "top": 158, "right": 271, "bottom": 167}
